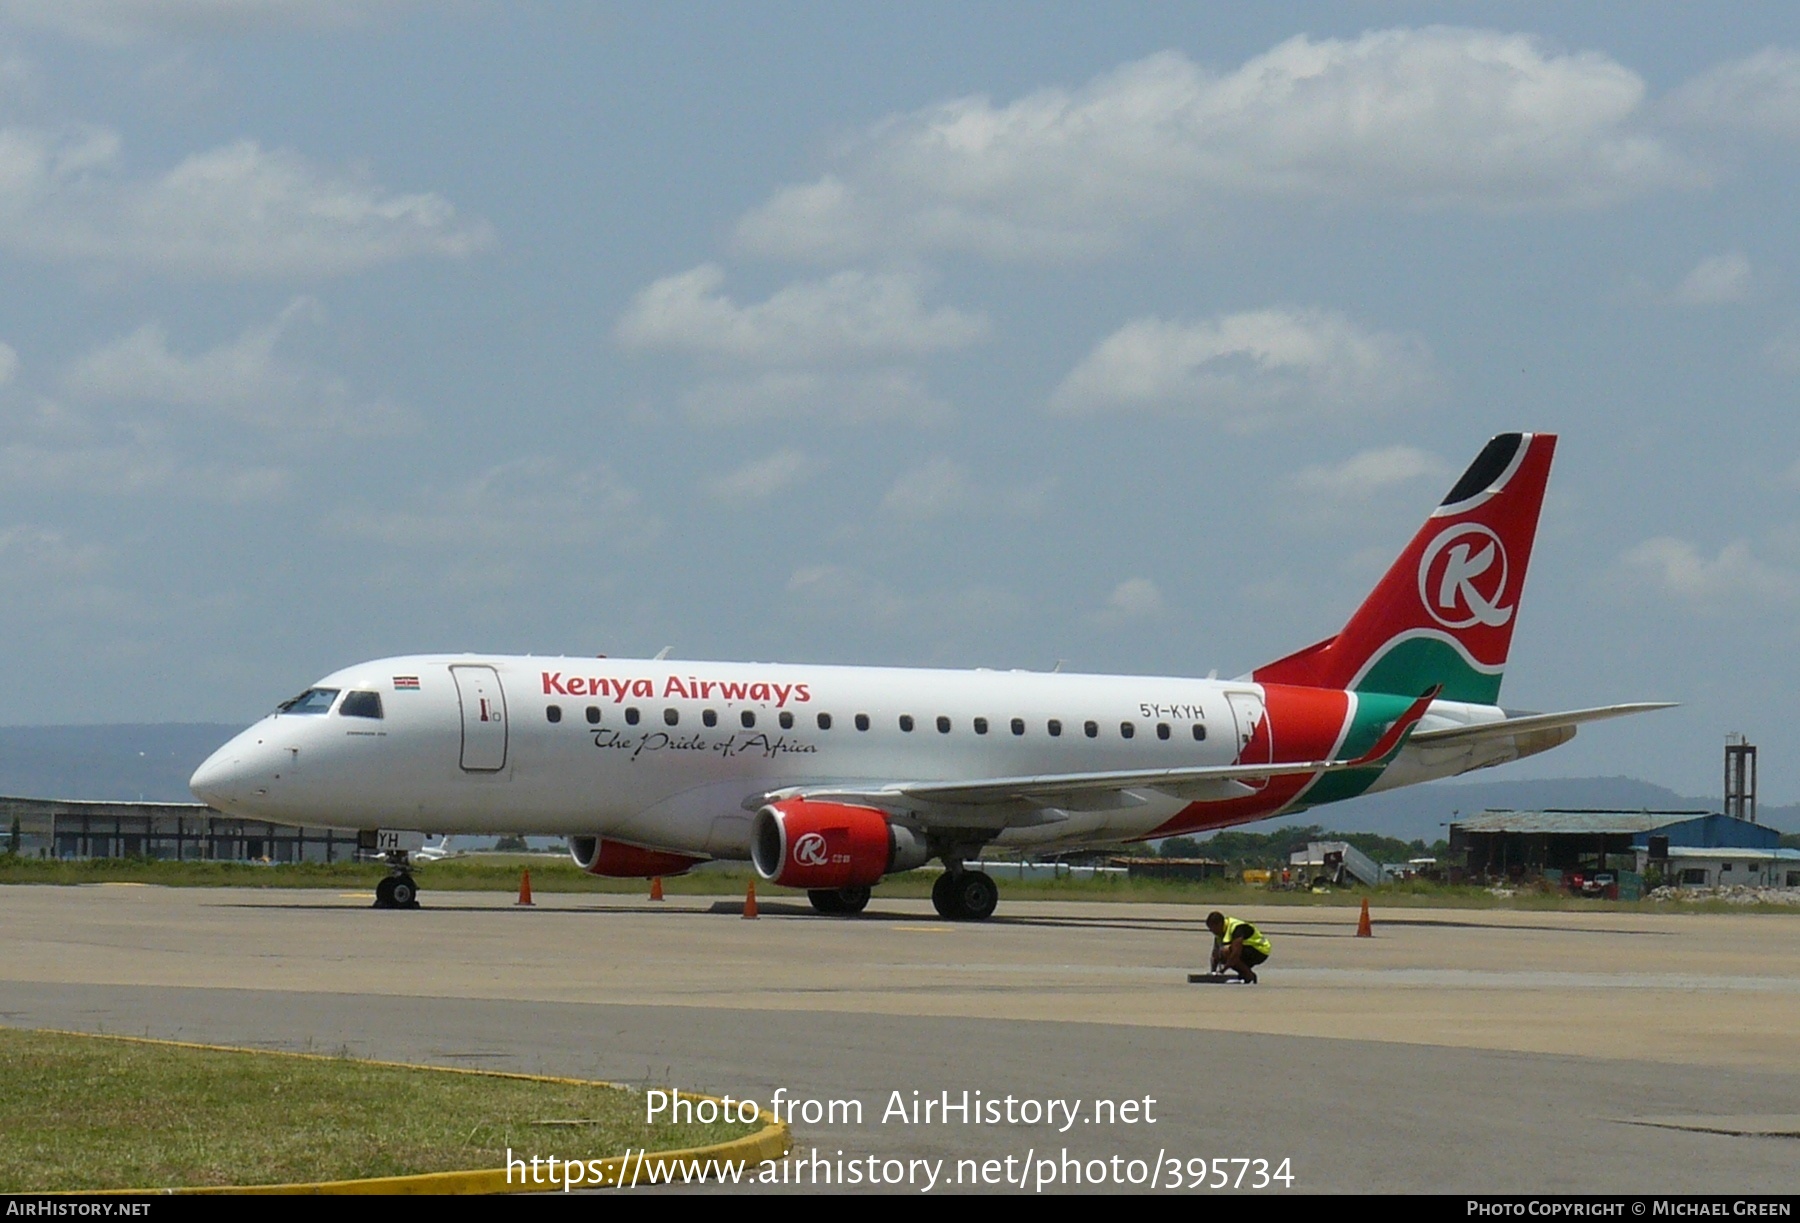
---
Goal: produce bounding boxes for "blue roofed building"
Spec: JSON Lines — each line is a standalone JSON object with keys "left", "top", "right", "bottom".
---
{"left": 1448, "top": 810, "right": 1780, "bottom": 881}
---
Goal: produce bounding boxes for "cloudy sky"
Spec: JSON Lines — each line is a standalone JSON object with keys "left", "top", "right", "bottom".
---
{"left": 3, "top": 3, "right": 1799, "bottom": 802}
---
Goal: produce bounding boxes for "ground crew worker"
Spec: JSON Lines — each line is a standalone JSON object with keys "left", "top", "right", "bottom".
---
{"left": 1206, "top": 910, "right": 1271, "bottom": 984}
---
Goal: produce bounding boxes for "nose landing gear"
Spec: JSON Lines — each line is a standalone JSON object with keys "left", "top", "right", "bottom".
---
{"left": 373, "top": 851, "right": 421, "bottom": 910}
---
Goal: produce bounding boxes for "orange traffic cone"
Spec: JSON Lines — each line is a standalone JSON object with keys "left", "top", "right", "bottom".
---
{"left": 742, "top": 880, "right": 759, "bottom": 919}
{"left": 517, "top": 869, "right": 534, "bottom": 906}
{"left": 649, "top": 876, "right": 664, "bottom": 902}
{"left": 1356, "top": 897, "right": 1372, "bottom": 937}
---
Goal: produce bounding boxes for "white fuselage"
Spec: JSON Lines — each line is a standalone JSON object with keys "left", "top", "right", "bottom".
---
{"left": 189, "top": 653, "right": 1501, "bottom": 858}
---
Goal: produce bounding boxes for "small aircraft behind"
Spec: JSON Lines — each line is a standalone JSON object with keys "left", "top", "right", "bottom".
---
{"left": 410, "top": 835, "right": 458, "bottom": 862}
{"left": 191, "top": 432, "right": 1669, "bottom": 918}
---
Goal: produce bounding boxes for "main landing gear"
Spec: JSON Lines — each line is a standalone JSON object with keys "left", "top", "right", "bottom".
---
{"left": 932, "top": 866, "right": 998, "bottom": 921}
{"left": 802, "top": 867, "right": 1000, "bottom": 920}
{"left": 373, "top": 851, "right": 420, "bottom": 910}
{"left": 807, "top": 886, "right": 872, "bottom": 916}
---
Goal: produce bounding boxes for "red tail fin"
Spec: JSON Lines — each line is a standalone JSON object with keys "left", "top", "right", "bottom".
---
{"left": 1253, "top": 432, "right": 1555, "bottom": 704}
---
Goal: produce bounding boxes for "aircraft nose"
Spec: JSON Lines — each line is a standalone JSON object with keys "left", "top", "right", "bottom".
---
{"left": 190, "top": 735, "right": 266, "bottom": 811}
{"left": 189, "top": 746, "right": 239, "bottom": 809}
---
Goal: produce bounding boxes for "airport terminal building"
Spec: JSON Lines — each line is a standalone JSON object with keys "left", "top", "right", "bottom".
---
{"left": 1, "top": 796, "right": 357, "bottom": 863}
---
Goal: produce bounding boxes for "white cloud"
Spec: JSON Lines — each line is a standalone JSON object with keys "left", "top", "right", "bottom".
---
{"left": 619, "top": 267, "right": 979, "bottom": 429}
{"left": 0, "top": 522, "right": 124, "bottom": 618}
{"left": 0, "top": 45, "right": 32, "bottom": 99}
{"left": 0, "top": 522, "right": 100, "bottom": 575}
{"left": 880, "top": 456, "right": 972, "bottom": 519}
{"left": 1285, "top": 446, "right": 1453, "bottom": 500}
{"left": 1049, "top": 308, "right": 1436, "bottom": 426}
{"left": 874, "top": 456, "right": 1053, "bottom": 522}
{"left": 785, "top": 563, "right": 1022, "bottom": 629}
{"left": 0, "top": 441, "right": 286, "bottom": 502}
{"left": 1093, "top": 577, "right": 1167, "bottom": 626}
{"left": 706, "top": 449, "right": 814, "bottom": 501}
{"left": 0, "top": 344, "right": 292, "bottom": 502}
{"left": 680, "top": 368, "right": 950, "bottom": 426}
{"left": 0, "top": 1, "right": 406, "bottom": 45}
{"left": 1664, "top": 47, "right": 1800, "bottom": 138}
{"left": 1279, "top": 446, "right": 1454, "bottom": 531}
{"left": 0, "top": 128, "right": 490, "bottom": 276}
{"left": 331, "top": 458, "right": 654, "bottom": 550}
{"left": 737, "top": 30, "right": 1688, "bottom": 262}
{"left": 64, "top": 298, "right": 414, "bottom": 435}
{"left": 616, "top": 264, "right": 988, "bottom": 363}
{"left": 1670, "top": 251, "right": 1753, "bottom": 306}
{"left": 1617, "top": 536, "right": 1800, "bottom": 612}
{"left": 787, "top": 563, "right": 908, "bottom": 622}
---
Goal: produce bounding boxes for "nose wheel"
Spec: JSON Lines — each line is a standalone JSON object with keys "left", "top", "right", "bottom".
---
{"left": 931, "top": 868, "right": 998, "bottom": 921}
{"left": 373, "top": 852, "right": 421, "bottom": 909}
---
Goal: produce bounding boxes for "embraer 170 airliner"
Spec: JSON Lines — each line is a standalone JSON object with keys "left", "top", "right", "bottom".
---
{"left": 191, "top": 433, "right": 1668, "bottom": 918}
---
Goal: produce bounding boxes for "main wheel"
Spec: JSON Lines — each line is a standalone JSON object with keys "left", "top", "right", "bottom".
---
{"left": 808, "top": 889, "right": 844, "bottom": 915}
{"left": 951, "top": 870, "right": 998, "bottom": 921}
{"left": 390, "top": 874, "right": 419, "bottom": 908}
{"left": 373, "top": 875, "right": 397, "bottom": 908}
{"left": 932, "top": 870, "right": 999, "bottom": 921}
{"left": 931, "top": 870, "right": 959, "bottom": 918}
{"left": 834, "top": 886, "right": 871, "bottom": 915}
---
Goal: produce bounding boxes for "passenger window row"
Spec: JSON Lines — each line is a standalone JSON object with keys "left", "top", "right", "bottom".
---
{"left": 542, "top": 704, "right": 1205, "bottom": 741}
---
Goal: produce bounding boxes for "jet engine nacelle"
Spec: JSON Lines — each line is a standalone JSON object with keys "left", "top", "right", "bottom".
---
{"left": 569, "top": 835, "right": 704, "bottom": 878}
{"left": 750, "top": 799, "right": 930, "bottom": 889}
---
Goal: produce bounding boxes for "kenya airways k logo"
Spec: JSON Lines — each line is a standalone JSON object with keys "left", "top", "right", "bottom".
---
{"left": 1417, "top": 524, "right": 1513, "bottom": 630}
{"left": 792, "top": 832, "right": 831, "bottom": 868}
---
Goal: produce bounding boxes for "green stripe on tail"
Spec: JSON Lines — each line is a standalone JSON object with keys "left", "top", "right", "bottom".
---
{"left": 1356, "top": 636, "right": 1501, "bottom": 706}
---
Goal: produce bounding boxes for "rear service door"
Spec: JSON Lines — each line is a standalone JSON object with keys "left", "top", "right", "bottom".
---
{"left": 451, "top": 665, "right": 509, "bottom": 771}
{"left": 1226, "top": 690, "right": 1270, "bottom": 789}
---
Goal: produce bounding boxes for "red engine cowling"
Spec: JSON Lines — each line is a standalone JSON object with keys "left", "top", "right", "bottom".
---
{"left": 569, "top": 836, "right": 704, "bottom": 878}
{"left": 750, "top": 799, "right": 928, "bottom": 889}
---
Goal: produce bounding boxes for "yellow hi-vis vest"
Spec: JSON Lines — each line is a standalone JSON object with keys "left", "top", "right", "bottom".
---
{"left": 1219, "top": 916, "right": 1272, "bottom": 955}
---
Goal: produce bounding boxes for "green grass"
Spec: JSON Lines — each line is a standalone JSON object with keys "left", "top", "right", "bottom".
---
{"left": 0, "top": 1029, "right": 760, "bottom": 1191}
{"left": 2, "top": 853, "right": 1792, "bottom": 912}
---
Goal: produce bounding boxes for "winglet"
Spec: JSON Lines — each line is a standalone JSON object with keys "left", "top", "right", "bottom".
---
{"left": 1347, "top": 686, "right": 1440, "bottom": 767}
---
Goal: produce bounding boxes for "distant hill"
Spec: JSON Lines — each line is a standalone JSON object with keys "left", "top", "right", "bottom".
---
{"left": 0, "top": 725, "right": 239, "bottom": 803}
{"left": 0, "top": 725, "right": 1792, "bottom": 840}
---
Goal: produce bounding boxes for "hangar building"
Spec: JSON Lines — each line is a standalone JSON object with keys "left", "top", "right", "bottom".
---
{"left": 1448, "top": 809, "right": 1781, "bottom": 882}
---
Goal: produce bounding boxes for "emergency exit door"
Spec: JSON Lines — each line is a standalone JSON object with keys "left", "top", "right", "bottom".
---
{"left": 451, "top": 665, "right": 508, "bottom": 771}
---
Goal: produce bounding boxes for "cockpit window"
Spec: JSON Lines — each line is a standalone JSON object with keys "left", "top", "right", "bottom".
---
{"left": 339, "top": 691, "right": 384, "bottom": 719}
{"left": 278, "top": 687, "right": 340, "bottom": 715}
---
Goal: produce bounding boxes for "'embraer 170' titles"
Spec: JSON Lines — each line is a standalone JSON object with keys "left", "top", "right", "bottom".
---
{"left": 190, "top": 432, "right": 1671, "bottom": 919}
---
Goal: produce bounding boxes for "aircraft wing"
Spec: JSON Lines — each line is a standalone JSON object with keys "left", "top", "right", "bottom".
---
{"left": 763, "top": 689, "right": 1438, "bottom": 819}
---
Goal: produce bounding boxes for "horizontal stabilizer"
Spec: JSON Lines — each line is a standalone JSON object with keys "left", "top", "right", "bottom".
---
{"left": 1410, "top": 702, "right": 1676, "bottom": 747}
